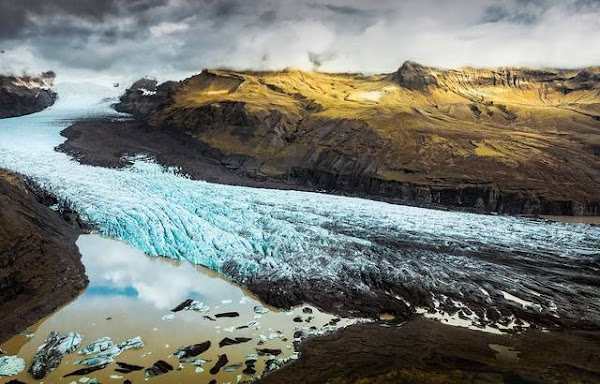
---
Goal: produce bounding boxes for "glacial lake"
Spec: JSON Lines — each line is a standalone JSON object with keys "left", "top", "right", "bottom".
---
{"left": 1, "top": 234, "right": 355, "bottom": 382}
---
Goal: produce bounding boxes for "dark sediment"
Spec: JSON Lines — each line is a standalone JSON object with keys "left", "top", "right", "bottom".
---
{"left": 0, "top": 170, "right": 87, "bottom": 344}
{"left": 259, "top": 317, "right": 600, "bottom": 384}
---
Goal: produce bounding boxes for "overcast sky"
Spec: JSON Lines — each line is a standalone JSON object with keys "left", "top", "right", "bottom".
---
{"left": 1, "top": 0, "right": 600, "bottom": 83}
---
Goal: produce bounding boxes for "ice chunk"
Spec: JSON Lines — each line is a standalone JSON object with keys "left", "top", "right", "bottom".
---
{"left": 0, "top": 355, "right": 26, "bottom": 376}
{"left": 254, "top": 306, "right": 269, "bottom": 314}
{"left": 79, "top": 337, "right": 114, "bottom": 355}
{"left": 75, "top": 336, "right": 144, "bottom": 366}
{"left": 29, "top": 332, "right": 82, "bottom": 379}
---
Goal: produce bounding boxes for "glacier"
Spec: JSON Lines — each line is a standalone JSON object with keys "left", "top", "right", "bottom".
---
{"left": 0, "top": 82, "right": 598, "bottom": 329}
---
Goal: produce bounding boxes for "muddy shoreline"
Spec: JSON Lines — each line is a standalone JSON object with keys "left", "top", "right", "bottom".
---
{"left": 258, "top": 317, "right": 600, "bottom": 384}
{"left": 0, "top": 170, "right": 88, "bottom": 344}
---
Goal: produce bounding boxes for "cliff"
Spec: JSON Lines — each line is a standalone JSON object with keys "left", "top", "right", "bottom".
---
{"left": 112, "top": 63, "right": 600, "bottom": 215}
{"left": 0, "top": 170, "right": 87, "bottom": 343}
{"left": 0, "top": 72, "right": 57, "bottom": 119}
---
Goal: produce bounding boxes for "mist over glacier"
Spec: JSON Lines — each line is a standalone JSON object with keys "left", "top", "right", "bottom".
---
{"left": 0, "top": 83, "right": 598, "bottom": 328}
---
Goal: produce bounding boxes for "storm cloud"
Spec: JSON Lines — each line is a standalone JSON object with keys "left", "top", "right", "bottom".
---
{"left": 1, "top": 0, "right": 600, "bottom": 82}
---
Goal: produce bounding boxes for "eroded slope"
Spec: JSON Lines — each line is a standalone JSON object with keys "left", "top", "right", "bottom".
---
{"left": 0, "top": 170, "right": 87, "bottom": 343}
{"left": 116, "top": 63, "right": 600, "bottom": 215}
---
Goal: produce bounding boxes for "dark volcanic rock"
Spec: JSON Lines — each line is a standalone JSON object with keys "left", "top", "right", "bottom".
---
{"left": 144, "top": 360, "right": 173, "bottom": 378}
{"left": 215, "top": 311, "right": 239, "bottom": 318}
{"left": 0, "top": 72, "right": 57, "bottom": 118}
{"left": 219, "top": 337, "right": 252, "bottom": 347}
{"left": 0, "top": 170, "right": 87, "bottom": 344}
{"left": 115, "top": 361, "right": 144, "bottom": 373}
{"left": 173, "top": 341, "right": 211, "bottom": 359}
{"left": 393, "top": 61, "right": 439, "bottom": 90}
{"left": 210, "top": 354, "right": 229, "bottom": 374}
{"left": 256, "top": 348, "right": 282, "bottom": 356}
{"left": 171, "top": 298, "right": 194, "bottom": 312}
{"left": 114, "top": 77, "right": 176, "bottom": 118}
{"left": 64, "top": 363, "right": 108, "bottom": 377}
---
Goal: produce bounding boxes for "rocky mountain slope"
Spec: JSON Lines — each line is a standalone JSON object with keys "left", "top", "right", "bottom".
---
{"left": 113, "top": 62, "right": 600, "bottom": 215}
{"left": 0, "top": 170, "right": 87, "bottom": 343}
{"left": 0, "top": 72, "right": 57, "bottom": 119}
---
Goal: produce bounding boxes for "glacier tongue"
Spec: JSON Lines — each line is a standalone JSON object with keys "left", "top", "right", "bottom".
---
{"left": 0, "top": 83, "right": 599, "bottom": 329}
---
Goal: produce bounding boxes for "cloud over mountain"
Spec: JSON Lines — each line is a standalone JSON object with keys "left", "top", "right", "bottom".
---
{"left": 1, "top": 0, "right": 600, "bottom": 81}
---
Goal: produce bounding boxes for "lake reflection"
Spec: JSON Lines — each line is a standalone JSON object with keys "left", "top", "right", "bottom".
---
{"left": 1, "top": 234, "right": 356, "bottom": 383}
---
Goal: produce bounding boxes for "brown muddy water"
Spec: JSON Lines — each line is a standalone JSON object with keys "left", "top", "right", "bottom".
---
{"left": 1, "top": 234, "right": 359, "bottom": 383}
{"left": 540, "top": 215, "right": 600, "bottom": 225}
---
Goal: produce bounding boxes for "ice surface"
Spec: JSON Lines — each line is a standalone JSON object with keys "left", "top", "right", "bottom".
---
{"left": 0, "top": 83, "right": 599, "bottom": 327}
{"left": 0, "top": 355, "right": 26, "bottom": 376}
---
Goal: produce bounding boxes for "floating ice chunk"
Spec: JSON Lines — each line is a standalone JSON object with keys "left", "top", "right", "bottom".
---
{"left": 195, "top": 367, "right": 204, "bottom": 373}
{"left": 222, "top": 299, "right": 232, "bottom": 304}
{"left": 0, "top": 355, "right": 26, "bottom": 376}
{"left": 76, "top": 336, "right": 144, "bottom": 366}
{"left": 246, "top": 353, "right": 259, "bottom": 361}
{"left": 254, "top": 306, "right": 269, "bottom": 314}
{"left": 29, "top": 331, "right": 82, "bottom": 379}
{"left": 162, "top": 314, "right": 175, "bottom": 321}
{"left": 224, "top": 363, "right": 242, "bottom": 372}
{"left": 171, "top": 299, "right": 210, "bottom": 313}
{"left": 21, "top": 330, "right": 35, "bottom": 339}
{"left": 187, "top": 358, "right": 210, "bottom": 366}
{"left": 79, "top": 337, "right": 114, "bottom": 355}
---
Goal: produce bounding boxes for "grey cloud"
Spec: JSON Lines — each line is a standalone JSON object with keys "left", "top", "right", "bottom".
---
{"left": 1, "top": 0, "right": 600, "bottom": 81}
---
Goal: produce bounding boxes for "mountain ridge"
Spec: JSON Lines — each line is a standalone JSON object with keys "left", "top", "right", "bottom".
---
{"left": 101, "top": 62, "right": 600, "bottom": 215}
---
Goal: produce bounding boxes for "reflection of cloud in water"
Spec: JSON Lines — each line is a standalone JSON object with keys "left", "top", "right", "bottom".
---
{"left": 78, "top": 234, "right": 241, "bottom": 310}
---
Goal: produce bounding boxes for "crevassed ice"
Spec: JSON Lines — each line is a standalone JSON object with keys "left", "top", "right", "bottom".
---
{"left": 0, "top": 83, "right": 598, "bottom": 323}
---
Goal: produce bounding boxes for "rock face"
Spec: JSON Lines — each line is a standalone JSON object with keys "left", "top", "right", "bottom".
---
{"left": 0, "top": 170, "right": 87, "bottom": 344}
{"left": 0, "top": 72, "right": 57, "bottom": 118}
{"left": 108, "top": 63, "right": 600, "bottom": 216}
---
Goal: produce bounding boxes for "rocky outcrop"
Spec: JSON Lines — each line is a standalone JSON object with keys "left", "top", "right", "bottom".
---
{"left": 0, "top": 170, "right": 87, "bottom": 343}
{"left": 392, "top": 61, "right": 439, "bottom": 90}
{"left": 0, "top": 72, "right": 57, "bottom": 118}
{"left": 83, "top": 64, "right": 600, "bottom": 216}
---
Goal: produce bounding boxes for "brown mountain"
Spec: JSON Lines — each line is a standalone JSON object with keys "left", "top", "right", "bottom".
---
{"left": 110, "top": 62, "right": 600, "bottom": 215}
{"left": 0, "top": 71, "right": 57, "bottom": 119}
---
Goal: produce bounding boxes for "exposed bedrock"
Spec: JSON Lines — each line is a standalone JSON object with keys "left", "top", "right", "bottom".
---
{"left": 102, "top": 64, "right": 600, "bottom": 216}
{"left": 0, "top": 170, "right": 87, "bottom": 343}
{"left": 0, "top": 72, "right": 57, "bottom": 119}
